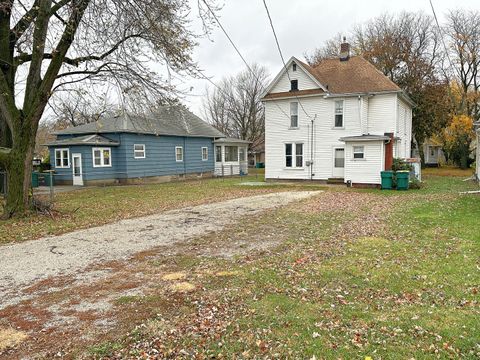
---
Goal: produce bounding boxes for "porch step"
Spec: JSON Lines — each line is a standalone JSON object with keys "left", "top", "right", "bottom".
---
{"left": 327, "top": 178, "right": 345, "bottom": 185}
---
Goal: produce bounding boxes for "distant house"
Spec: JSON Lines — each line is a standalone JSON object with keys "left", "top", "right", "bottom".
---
{"left": 248, "top": 140, "right": 265, "bottom": 167}
{"left": 261, "top": 40, "right": 414, "bottom": 186}
{"left": 413, "top": 138, "right": 446, "bottom": 167}
{"left": 46, "top": 106, "right": 248, "bottom": 186}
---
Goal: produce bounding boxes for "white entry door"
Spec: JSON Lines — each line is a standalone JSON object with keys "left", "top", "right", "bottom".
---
{"left": 72, "top": 153, "right": 84, "bottom": 186}
{"left": 333, "top": 148, "right": 345, "bottom": 178}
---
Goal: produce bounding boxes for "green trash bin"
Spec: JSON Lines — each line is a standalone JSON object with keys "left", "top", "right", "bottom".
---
{"left": 396, "top": 171, "right": 410, "bottom": 191}
{"left": 31, "top": 172, "right": 39, "bottom": 188}
{"left": 381, "top": 170, "right": 394, "bottom": 190}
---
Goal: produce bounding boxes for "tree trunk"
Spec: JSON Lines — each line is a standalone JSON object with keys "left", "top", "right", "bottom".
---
{"left": 2, "top": 119, "right": 37, "bottom": 218}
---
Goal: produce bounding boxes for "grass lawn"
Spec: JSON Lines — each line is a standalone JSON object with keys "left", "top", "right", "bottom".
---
{"left": 83, "top": 173, "right": 479, "bottom": 359}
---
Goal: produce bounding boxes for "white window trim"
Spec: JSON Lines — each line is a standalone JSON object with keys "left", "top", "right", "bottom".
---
{"left": 201, "top": 147, "right": 208, "bottom": 161}
{"left": 134, "top": 144, "right": 146, "bottom": 159}
{"left": 175, "top": 146, "right": 184, "bottom": 162}
{"left": 284, "top": 142, "right": 304, "bottom": 169}
{"left": 55, "top": 148, "right": 70, "bottom": 168}
{"left": 352, "top": 145, "right": 365, "bottom": 160}
{"left": 334, "top": 99, "right": 345, "bottom": 129}
{"left": 290, "top": 102, "right": 299, "bottom": 129}
{"left": 92, "top": 147, "right": 112, "bottom": 168}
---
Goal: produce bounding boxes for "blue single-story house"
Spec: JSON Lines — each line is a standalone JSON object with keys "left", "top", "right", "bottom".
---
{"left": 46, "top": 106, "right": 249, "bottom": 186}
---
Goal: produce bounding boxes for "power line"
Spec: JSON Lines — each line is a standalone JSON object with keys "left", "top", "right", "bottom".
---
{"left": 200, "top": 0, "right": 292, "bottom": 122}
{"left": 429, "top": 0, "right": 462, "bottom": 81}
{"left": 261, "top": 0, "right": 312, "bottom": 119}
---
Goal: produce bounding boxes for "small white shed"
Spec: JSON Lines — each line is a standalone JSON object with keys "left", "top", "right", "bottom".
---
{"left": 214, "top": 138, "right": 250, "bottom": 176}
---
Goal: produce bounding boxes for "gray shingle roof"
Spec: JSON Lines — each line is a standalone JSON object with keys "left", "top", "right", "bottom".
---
{"left": 46, "top": 134, "right": 120, "bottom": 146}
{"left": 55, "top": 106, "right": 225, "bottom": 138}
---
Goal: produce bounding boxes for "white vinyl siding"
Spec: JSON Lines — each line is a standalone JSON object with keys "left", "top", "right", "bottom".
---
{"left": 55, "top": 148, "right": 70, "bottom": 168}
{"left": 134, "top": 144, "right": 146, "bottom": 159}
{"left": 92, "top": 147, "right": 111, "bottom": 167}
{"left": 344, "top": 142, "right": 385, "bottom": 185}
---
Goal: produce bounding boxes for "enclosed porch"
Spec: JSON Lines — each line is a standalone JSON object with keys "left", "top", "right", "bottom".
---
{"left": 214, "top": 138, "right": 250, "bottom": 176}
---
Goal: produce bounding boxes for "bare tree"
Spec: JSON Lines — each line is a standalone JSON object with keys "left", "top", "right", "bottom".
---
{"left": 0, "top": 0, "right": 218, "bottom": 217}
{"left": 445, "top": 9, "right": 480, "bottom": 120}
{"left": 203, "top": 64, "right": 268, "bottom": 147}
{"left": 49, "top": 87, "right": 115, "bottom": 127}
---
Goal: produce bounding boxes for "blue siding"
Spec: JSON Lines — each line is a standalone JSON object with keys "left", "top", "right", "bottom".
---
{"left": 49, "top": 133, "right": 215, "bottom": 183}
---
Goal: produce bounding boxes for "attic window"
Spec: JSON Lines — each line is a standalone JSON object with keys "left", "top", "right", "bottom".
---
{"left": 292, "top": 63, "right": 297, "bottom": 71}
{"left": 290, "top": 80, "right": 298, "bottom": 91}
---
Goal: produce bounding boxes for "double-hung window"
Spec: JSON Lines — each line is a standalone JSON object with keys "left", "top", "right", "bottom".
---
{"left": 285, "top": 143, "right": 303, "bottom": 168}
{"left": 202, "top": 147, "right": 208, "bottom": 161}
{"left": 215, "top": 146, "right": 222, "bottom": 162}
{"left": 55, "top": 148, "right": 70, "bottom": 168}
{"left": 175, "top": 146, "right": 184, "bottom": 162}
{"left": 92, "top": 147, "right": 111, "bottom": 167}
{"left": 334, "top": 100, "right": 344, "bottom": 128}
{"left": 134, "top": 144, "right": 145, "bottom": 159}
{"left": 290, "top": 102, "right": 299, "bottom": 128}
{"left": 353, "top": 146, "right": 365, "bottom": 159}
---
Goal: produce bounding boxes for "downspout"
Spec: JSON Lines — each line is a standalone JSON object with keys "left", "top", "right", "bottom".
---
{"left": 183, "top": 137, "right": 187, "bottom": 176}
{"left": 310, "top": 115, "right": 316, "bottom": 180}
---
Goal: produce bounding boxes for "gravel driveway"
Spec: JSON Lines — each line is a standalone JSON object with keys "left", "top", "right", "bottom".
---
{"left": 0, "top": 191, "right": 318, "bottom": 309}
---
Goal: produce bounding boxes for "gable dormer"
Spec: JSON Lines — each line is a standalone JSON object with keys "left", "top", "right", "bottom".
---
{"left": 262, "top": 57, "right": 326, "bottom": 98}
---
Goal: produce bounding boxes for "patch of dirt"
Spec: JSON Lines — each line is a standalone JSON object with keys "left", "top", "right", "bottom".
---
{"left": 170, "top": 282, "right": 196, "bottom": 293}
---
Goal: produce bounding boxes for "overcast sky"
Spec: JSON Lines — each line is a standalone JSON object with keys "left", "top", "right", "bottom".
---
{"left": 180, "top": 0, "right": 479, "bottom": 116}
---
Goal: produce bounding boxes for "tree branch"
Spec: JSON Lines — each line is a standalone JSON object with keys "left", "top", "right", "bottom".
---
{"left": 15, "top": 33, "right": 142, "bottom": 66}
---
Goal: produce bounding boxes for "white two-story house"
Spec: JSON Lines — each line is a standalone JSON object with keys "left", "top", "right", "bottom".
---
{"left": 261, "top": 41, "right": 414, "bottom": 186}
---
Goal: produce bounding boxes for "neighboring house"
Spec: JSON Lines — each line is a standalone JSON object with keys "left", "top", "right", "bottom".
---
{"left": 46, "top": 106, "right": 247, "bottom": 186}
{"left": 248, "top": 140, "right": 265, "bottom": 167}
{"left": 261, "top": 40, "right": 413, "bottom": 186}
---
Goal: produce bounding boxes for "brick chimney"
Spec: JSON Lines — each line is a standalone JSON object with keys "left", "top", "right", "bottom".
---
{"left": 340, "top": 37, "right": 350, "bottom": 61}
